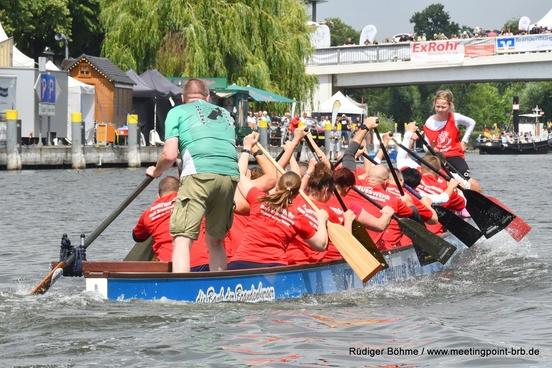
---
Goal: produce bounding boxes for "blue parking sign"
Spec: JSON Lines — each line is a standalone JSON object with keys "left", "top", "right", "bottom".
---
{"left": 40, "top": 74, "right": 56, "bottom": 104}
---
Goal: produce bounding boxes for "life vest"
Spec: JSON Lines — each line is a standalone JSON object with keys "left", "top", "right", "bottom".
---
{"left": 424, "top": 113, "right": 464, "bottom": 158}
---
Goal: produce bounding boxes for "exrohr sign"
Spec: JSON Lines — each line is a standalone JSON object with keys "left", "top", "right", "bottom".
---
{"left": 410, "top": 40, "right": 465, "bottom": 64}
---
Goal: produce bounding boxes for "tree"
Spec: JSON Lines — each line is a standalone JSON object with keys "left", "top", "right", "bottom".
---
{"left": 0, "top": 0, "right": 72, "bottom": 61}
{"left": 410, "top": 3, "right": 460, "bottom": 40}
{"left": 462, "top": 84, "right": 510, "bottom": 130}
{"left": 519, "top": 82, "right": 552, "bottom": 123}
{"left": 502, "top": 18, "right": 519, "bottom": 34}
{"left": 68, "top": 0, "right": 104, "bottom": 57}
{"left": 324, "top": 17, "right": 360, "bottom": 46}
{"left": 0, "top": 0, "right": 104, "bottom": 61}
{"left": 100, "top": 0, "right": 315, "bottom": 100}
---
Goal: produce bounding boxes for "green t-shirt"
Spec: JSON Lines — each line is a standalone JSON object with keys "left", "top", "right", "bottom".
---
{"left": 164, "top": 100, "right": 238, "bottom": 177}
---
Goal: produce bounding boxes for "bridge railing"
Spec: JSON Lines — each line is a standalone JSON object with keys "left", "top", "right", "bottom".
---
{"left": 307, "top": 34, "right": 552, "bottom": 66}
{"left": 307, "top": 44, "right": 411, "bottom": 65}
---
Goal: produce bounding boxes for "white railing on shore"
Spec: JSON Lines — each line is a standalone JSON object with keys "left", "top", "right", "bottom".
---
{"left": 307, "top": 34, "right": 552, "bottom": 66}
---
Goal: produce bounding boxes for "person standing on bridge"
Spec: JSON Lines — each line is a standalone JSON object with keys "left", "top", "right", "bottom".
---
{"left": 423, "top": 89, "right": 481, "bottom": 192}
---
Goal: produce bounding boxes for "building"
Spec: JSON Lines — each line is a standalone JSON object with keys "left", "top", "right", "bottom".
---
{"left": 64, "top": 55, "right": 134, "bottom": 126}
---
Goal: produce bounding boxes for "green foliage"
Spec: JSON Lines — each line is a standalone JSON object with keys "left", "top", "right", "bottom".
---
{"left": 324, "top": 17, "right": 360, "bottom": 46}
{"left": 68, "top": 0, "right": 103, "bottom": 57}
{"left": 372, "top": 113, "right": 396, "bottom": 134}
{"left": 350, "top": 82, "right": 552, "bottom": 133}
{"left": 0, "top": 0, "right": 72, "bottom": 60}
{"left": 100, "top": 0, "right": 316, "bottom": 101}
{"left": 519, "top": 82, "right": 552, "bottom": 123}
{"left": 502, "top": 18, "right": 519, "bottom": 33}
{"left": 462, "top": 84, "right": 510, "bottom": 129}
{"left": 410, "top": 3, "right": 460, "bottom": 39}
{"left": 0, "top": 0, "right": 102, "bottom": 60}
{"left": 347, "top": 86, "right": 422, "bottom": 133}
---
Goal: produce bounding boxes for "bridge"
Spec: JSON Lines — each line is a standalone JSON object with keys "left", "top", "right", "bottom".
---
{"left": 305, "top": 34, "right": 552, "bottom": 111}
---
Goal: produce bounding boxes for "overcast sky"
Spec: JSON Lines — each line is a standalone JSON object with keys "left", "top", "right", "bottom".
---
{"left": 308, "top": 0, "right": 552, "bottom": 40}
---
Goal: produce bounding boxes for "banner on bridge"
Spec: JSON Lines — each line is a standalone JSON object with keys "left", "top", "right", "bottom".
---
{"left": 497, "top": 34, "right": 552, "bottom": 53}
{"left": 410, "top": 41, "right": 464, "bottom": 64}
{"left": 463, "top": 38, "right": 495, "bottom": 57}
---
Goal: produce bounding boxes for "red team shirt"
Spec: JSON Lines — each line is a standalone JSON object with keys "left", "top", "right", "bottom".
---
{"left": 352, "top": 181, "right": 414, "bottom": 252}
{"left": 286, "top": 196, "right": 343, "bottom": 265}
{"left": 417, "top": 172, "right": 466, "bottom": 235}
{"left": 133, "top": 192, "right": 177, "bottom": 261}
{"left": 224, "top": 212, "right": 249, "bottom": 259}
{"left": 230, "top": 187, "right": 316, "bottom": 265}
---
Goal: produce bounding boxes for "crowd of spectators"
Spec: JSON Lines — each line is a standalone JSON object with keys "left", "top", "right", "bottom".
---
{"left": 246, "top": 111, "right": 364, "bottom": 147}
{"left": 342, "top": 24, "right": 552, "bottom": 46}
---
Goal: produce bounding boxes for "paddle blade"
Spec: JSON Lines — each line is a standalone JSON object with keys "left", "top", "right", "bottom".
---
{"left": 464, "top": 190, "right": 516, "bottom": 239}
{"left": 31, "top": 262, "right": 66, "bottom": 295}
{"left": 123, "top": 238, "right": 155, "bottom": 261}
{"left": 433, "top": 206, "right": 483, "bottom": 247}
{"left": 327, "top": 222, "right": 383, "bottom": 282}
{"left": 351, "top": 220, "right": 388, "bottom": 269}
{"left": 505, "top": 217, "right": 532, "bottom": 242}
{"left": 397, "top": 218, "right": 457, "bottom": 264}
{"left": 485, "top": 195, "right": 531, "bottom": 241}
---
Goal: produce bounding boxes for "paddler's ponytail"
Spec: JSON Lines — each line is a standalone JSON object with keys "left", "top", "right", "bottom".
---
{"left": 260, "top": 171, "right": 301, "bottom": 211}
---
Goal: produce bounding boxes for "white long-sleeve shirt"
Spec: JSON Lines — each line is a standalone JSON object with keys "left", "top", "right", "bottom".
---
{"left": 396, "top": 131, "right": 420, "bottom": 170}
{"left": 424, "top": 112, "right": 476, "bottom": 144}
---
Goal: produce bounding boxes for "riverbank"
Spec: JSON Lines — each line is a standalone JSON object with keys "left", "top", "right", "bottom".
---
{"left": 0, "top": 145, "right": 163, "bottom": 169}
{"left": 0, "top": 145, "right": 289, "bottom": 170}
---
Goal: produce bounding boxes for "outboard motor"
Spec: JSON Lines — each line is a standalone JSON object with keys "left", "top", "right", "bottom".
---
{"left": 58, "top": 233, "right": 87, "bottom": 277}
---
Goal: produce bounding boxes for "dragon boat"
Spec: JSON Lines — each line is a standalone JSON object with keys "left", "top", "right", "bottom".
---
{"left": 83, "top": 236, "right": 466, "bottom": 303}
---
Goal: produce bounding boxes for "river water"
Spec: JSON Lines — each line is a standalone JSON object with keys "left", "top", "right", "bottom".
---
{"left": 1, "top": 153, "right": 551, "bottom": 367}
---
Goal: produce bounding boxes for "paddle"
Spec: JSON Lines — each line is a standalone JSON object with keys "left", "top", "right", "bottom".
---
{"left": 372, "top": 128, "right": 469, "bottom": 262}
{"left": 394, "top": 138, "right": 515, "bottom": 239}
{"left": 363, "top": 148, "right": 481, "bottom": 247}
{"left": 352, "top": 186, "right": 457, "bottom": 265}
{"left": 123, "top": 237, "right": 155, "bottom": 261}
{"left": 415, "top": 130, "right": 531, "bottom": 241}
{"left": 405, "top": 184, "right": 482, "bottom": 247}
{"left": 256, "top": 142, "right": 383, "bottom": 282}
{"left": 31, "top": 176, "right": 154, "bottom": 295}
{"left": 303, "top": 133, "right": 388, "bottom": 268}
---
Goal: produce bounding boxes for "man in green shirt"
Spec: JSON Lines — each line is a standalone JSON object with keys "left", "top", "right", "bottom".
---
{"left": 146, "top": 79, "right": 239, "bottom": 272}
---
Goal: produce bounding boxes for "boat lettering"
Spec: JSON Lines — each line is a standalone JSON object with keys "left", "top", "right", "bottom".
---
{"left": 369, "top": 262, "right": 416, "bottom": 285}
{"left": 195, "top": 282, "right": 276, "bottom": 303}
{"left": 345, "top": 273, "right": 354, "bottom": 289}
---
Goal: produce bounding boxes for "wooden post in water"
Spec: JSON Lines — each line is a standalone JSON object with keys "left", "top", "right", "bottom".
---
{"left": 6, "top": 110, "right": 21, "bottom": 170}
{"left": 71, "top": 112, "right": 86, "bottom": 169}
{"left": 127, "top": 114, "right": 141, "bottom": 168}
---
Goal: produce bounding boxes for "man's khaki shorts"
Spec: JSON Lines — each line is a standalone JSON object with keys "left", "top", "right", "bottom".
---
{"left": 170, "top": 173, "right": 238, "bottom": 240}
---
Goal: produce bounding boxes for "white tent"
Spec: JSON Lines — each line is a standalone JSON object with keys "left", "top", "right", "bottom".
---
{"left": 0, "top": 22, "right": 35, "bottom": 68}
{"left": 46, "top": 60, "right": 95, "bottom": 140}
{"left": 534, "top": 8, "right": 552, "bottom": 28}
{"left": 318, "top": 91, "right": 365, "bottom": 115}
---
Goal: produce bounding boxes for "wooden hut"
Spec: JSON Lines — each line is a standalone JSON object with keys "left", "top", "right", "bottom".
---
{"left": 64, "top": 54, "right": 134, "bottom": 127}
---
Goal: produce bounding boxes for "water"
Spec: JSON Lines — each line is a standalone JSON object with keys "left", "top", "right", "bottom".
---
{"left": 1, "top": 153, "right": 551, "bottom": 367}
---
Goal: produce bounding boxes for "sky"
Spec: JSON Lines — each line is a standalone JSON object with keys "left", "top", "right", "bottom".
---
{"left": 308, "top": 0, "right": 552, "bottom": 40}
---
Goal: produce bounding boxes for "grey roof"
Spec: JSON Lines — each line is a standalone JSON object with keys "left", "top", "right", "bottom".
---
{"left": 64, "top": 54, "right": 134, "bottom": 85}
{"left": 126, "top": 69, "right": 156, "bottom": 98}
{"left": 139, "top": 69, "right": 182, "bottom": 97}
